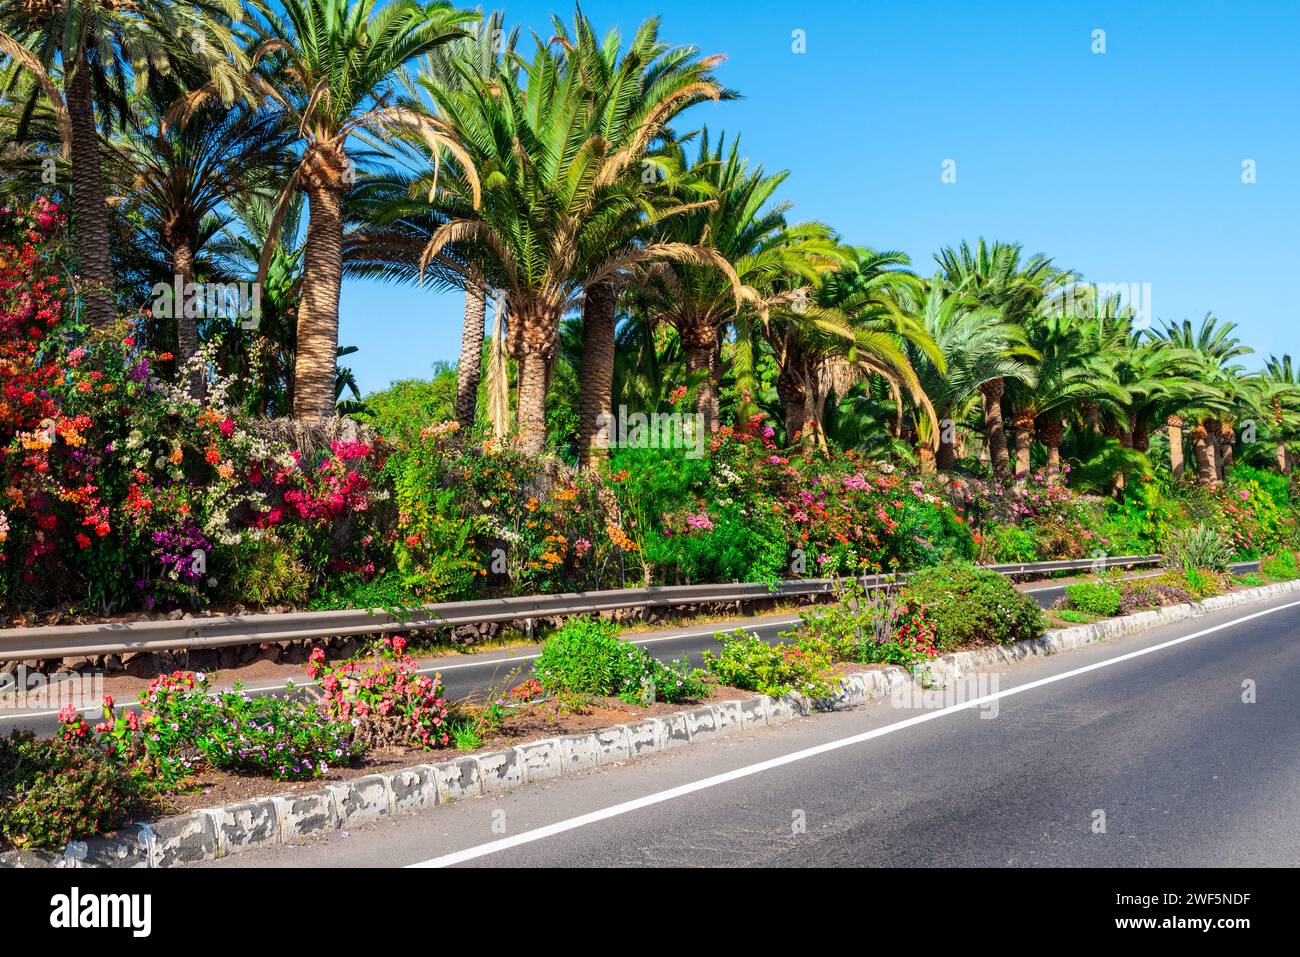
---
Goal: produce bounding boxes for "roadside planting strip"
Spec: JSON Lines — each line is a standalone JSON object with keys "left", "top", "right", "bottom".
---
{"left": 4, "top": 578, "right": 1297, "bottom": 869}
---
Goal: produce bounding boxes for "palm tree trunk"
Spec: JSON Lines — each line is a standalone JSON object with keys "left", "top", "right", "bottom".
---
{"left": 1011, "top": 410, "right": 1034, "bottom": 478}
{"left": 681, "top": 318, "right": 719, "bottom": 433}
{"left": 776, "top": 360, "right": 810, "bottom": 445}
{"left": 578, "top": 280, "right": 617, "bottom": 467}
{"left": 1038, "top": 413, "right": 1064, "bottom": 479}
{"left": 485, "top": 296, "right": 510, "bottom": 440}
{"left": 1167, "top": 414, "right": 1185, "bottom": 481}
{"left": 936, "top": 406, "right": 957, "bottom": 470}
{"left": 1082, "top": 402, "right": 1101, "bottom": 433}
{"left": 170, "top": 236, "right": 205, "bottom": 399}
{"left": 516, "top": 347, "right": 550, "bottom": 455}
{"left": 1276, "top": 442, "right": 1291, "bottom": 474}
{"left": 980, "top": 378, "right": 1010, "bottom": 477}
{"left": 1217, "top": 421, "right": 1234, "bottom": 476}
{"left": 889, "top": 380, "right": 903, "bottom": 439}
{"left": 66, "top": 47, "right": 116, "bottom": 329}
{"left": 1191, "top": 423, "right": 1221, "bottom": 486}
{"left": 1131, "top": 420, "right": 1151, "bottom": 453}
{"left": 455, "top": 281, "right": 486, "bottom": 430}
{"left": 292, "top": 183, "right": 345, "bottom": 421}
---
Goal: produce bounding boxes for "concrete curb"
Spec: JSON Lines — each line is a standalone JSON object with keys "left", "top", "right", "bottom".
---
{"left": 5, "top": 576, "right": 1298, "bottom": 869}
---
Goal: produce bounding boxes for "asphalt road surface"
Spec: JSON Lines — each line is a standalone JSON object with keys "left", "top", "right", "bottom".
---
{"left": 199, "top": 586, "right": 1300, "bottom": 868}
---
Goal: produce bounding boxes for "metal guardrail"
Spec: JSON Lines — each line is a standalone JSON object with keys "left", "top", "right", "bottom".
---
{"left": 0, "top": 555, "right": 1164, "bottom": 660}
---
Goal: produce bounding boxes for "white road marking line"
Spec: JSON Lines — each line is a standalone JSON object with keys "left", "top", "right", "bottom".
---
{"left": 0, "top": 616, "right": 803, "bottom": 722}
{"left": 408, "top": 598, "right": 1300, "bottom": 868}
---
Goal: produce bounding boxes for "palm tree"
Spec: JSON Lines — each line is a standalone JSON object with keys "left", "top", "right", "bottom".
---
{"left": 416, "top": 34, "right": 730, "bottom": 454}
{"left": 408, "top": 9, "right": 517, "bottom": 431}
{"left": 552, "top": 12, "right": 733, "bottom": 465}
{"left": 1004, "top": 311, "right": 1129, "bottom": 479}
{"left": 902, "top": 278, "right": 1037, "bottom": 470}
{"left": 1154, "top": 314, "right": 1252, "bottom": 486}
{"left": 108, "top": 71, "right": 291, "bottom": 395}
{"left": 1259, "top": 355, "right": 1300, "bottom": 473}
{"left": 761, "top": 248, "right": 940, "bottom": 453}
{"left": 635, "top": 131, "right": 841, "bottom": 433}
{"left": 0, "top": 0, "right": 247, "bottom": 328}
{"left": 1071, "top": 300, "right": 1209, "bottom": 486}
{"left": 246, "top": 0, "right": 475, "bottom": 421}
{"left": 935, "top": 239, "right": 1065, "bottom": 477}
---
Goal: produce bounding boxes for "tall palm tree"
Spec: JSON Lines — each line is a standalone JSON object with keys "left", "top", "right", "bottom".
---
{"left": 1259, "top": 355, "right": 1300, "bottom": 473}
{"left": 549, "top": 11, "right": 733, "bottom": 465}
{"left": 635, "top": 131, "right": 840, "bottom": 432}
{"left": 416, "top": 34, "right": 730, "bottom": 454}
{"left": 108, "top": 71, "right": 291, "bottom": 394}
{"left": 935, "top": 239, "right": 1065, "bottom": 477}
{"left": 409, "top": 9, "right": 517, "bottom": 431}
{"left": 902, "top": 278, "right": 1037, "bottom": 470}
{"left": 0, "top": 0, "right": 247, "bottom": 328}
{"left": 245, "top": 0, "right": 475, "bottom": 421}
{"left": 1154, "top": 314, "right": 1252, "bottom": 486}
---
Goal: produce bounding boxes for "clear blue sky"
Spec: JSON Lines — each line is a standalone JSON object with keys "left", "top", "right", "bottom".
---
{"left": 341, "top": 0, "right": 1300, "bottom": 394}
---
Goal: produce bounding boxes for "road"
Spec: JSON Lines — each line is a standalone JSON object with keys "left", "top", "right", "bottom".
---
{"left": 0, "top": 561, "right": 1262, "bottom": 740}
{"left": 200, "top": 586, "right": 1300, "bottom": 868}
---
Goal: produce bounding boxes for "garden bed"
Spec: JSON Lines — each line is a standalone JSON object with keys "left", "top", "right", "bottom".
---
{"left": 8, "top": 575, "right": 1300, "bottom": 869}
{"left": 153, "top": 683, "right": 761, "bottom": 815}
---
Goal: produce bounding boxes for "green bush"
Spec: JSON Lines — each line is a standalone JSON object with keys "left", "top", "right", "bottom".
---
{"left": 1235, "top": 572, "right": 1266, "bottom": 587}
{"left": 902, "top": 562, "right": 1045, "bottom": 653}
{"left": 0, "top": 731, "right": 151, "bottom": 849}
{"left": 702, "top": 630, "right": 836, "bottom": 698}
{"left": 1064, "top": 580, "right": 1122, "bottom": 617}
{"left": 1151, "top": 569, "right": 1226, "bottom": 600}
{"left": 534, "top": 617, "right": 706, "bottom": 704}
{"left": 200, "top": 689, "right": 360, "bottom": 780}
{"left": 1229, "top": 464, "right": 1290, "bottom": 508}
{"left": 224, "top": 538, "right": 309, "bottom": 608}
{"left": 985, "top": 523, "right": 1040, "bottom": 563}
{"left": 1163, "top": 523, "right": 1236, "bottom": 571}
{"left": 789, "top": 582, "right": 938, "bottom": 668}
{"left": 1261, "top": 551, "right": 1299, "bottom": 581}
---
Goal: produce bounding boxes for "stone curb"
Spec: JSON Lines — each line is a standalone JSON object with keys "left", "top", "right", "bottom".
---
{"left": 5, "top": 577, "right": 1298, "bottom": 869}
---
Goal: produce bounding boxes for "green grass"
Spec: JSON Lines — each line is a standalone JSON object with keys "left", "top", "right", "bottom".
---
{"left": 1054, "top": 609, "right": 1096, "bottom": 624}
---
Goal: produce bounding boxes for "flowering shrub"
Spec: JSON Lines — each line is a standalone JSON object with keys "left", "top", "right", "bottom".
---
{"left": 533, "top": 617, "right": 707, "bottom": 704}
{"left": 790, "top": 582, "right": 938, "bottom": 668}
{"left": 1261, "top": 551, "right": 1299, "bottom": 581}
{"left": 612, "top": 417, "right": 974, "bottom": 585}
{"left": 902, "top": 562, "right": 1045, "bottom": 653}
{"left": 0, "top": 730, "right": 150, "bottom": 849}
{"left": 308, "top": 636, "right": 452, "bottom": 749}
{"left": 702, "top": 629, "right": 837, "bottom": 698}
{"left": 200, "top": 689, "right": 361, "bottom": 780}
{"left": 58, "top": 671, "right": 360, "bottom": 784}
